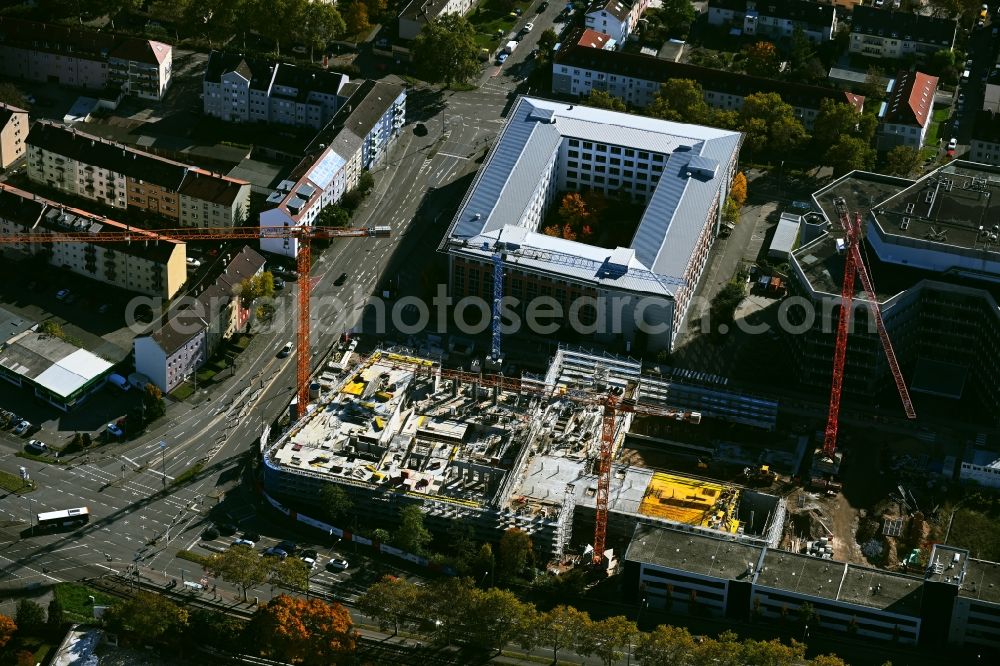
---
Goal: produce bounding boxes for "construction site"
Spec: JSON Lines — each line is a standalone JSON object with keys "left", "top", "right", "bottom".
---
{"left": 262, "top": 346, "right": 786, "bottom": 563}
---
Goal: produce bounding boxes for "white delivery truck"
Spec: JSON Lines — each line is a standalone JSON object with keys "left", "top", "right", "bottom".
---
{"left": 505, "top": 40, "right": 518, "bottom": 54}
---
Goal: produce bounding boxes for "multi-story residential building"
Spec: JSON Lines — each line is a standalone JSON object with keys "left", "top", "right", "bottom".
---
{"left": 551, "top": 42, "right": 864, "bottom": 129}
{"left": 0, "top": 184, "right": 187, "bottom": 299}
{"left": 398, "top": 0, "right": 477, "bottom": 40}
{"left": 0, "top": 17, "right": 172, "bottom": 100}
{"left": 201, "top": 52, "right": 349, "bottom": 129}
{"left": 850, "top": 6, "right": 957, "bottom": 60}
{"left": 0, "top": 102, "right": 28, "bottom": 170}
{"left": 878, "top": 70, "right": 938, "bottom": 149}
{"left": 134, "top": 245, "right": 265, "bottom": 392}
{"left": 584, "top": 0, "right": 650, "bottom": 48}
{"left": 969, "top": 110, "right": 1000, "bottom": 165}
{"left": 441, "top": 96, "right": 742, "bottom": 353}
{"left": 134, "top": 315, "right": 207, "bottom": 394}
{"left": 260, "top": 80, "right": 405, "bottom": 257}
{"left": 27, "top": 122, "right": 250, "bottom": 227}
{"left": 786, "top": 165, "right": 1000, "bottom": 421}
{"left": 707, "top": 0, "right": 837, "bottom": 42}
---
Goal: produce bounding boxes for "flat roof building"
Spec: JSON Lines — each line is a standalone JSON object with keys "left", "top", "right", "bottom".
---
{"left": 442, "top": 96, "right": 742, "bottom": 353}
{"left": 0, "top": 308, "right": 113, "bottom": 411}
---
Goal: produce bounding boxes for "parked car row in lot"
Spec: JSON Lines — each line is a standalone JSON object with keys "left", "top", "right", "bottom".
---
{"left": 201, "top": 527, "right": 349, "bottom": 572}
{"left": 1, "top": 409, "right": 33, "bottom": 437}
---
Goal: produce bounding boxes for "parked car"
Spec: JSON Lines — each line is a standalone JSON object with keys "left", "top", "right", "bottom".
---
{"left": 13, "top": 420, "right": 31, "bottom": 436}
{"left": 326, "top": 558, "right": 349, "bottom": 571}
{"left": 538, "top": 1, "right": 549, "bottom": 10}
{"left": 217, "top": 522, "right": 238, "bottom": 536}
{"left": 25, "top": 440, "right": 48, "bottom": 454}
{"left": 334, "top": 272, "right": 348, "bottom": 286}
{"left": 948, "top": 137, "right": 959, "bottom": 151}
{"left": 278, "top": 342, "right": 293, "bottom": 358}
{"left": 273, "top": 277, "right": 285, "bottom": 290}
{"left": 496, "top": 52, "right": 509, "bottom": 65}
{"left": 55, "top": 288, "right": 70, "bottom": 301}
{"left": 276, "top": 540, "right": 298, "bottom": 556}
{"left": 106, "top": 422, "right": 124, "bottom": 438}
{"left": 523, "top": 22, "right": 534, "bottom": 32}
{"left": 201, "top": 526, "right": 220, "bottom": 540}
{"left": 186, "top": 258, "right": 202, "bottom": 268}
{"left": 232, "top": 538, "right": 256, "bottom": 548}
{"left": 263, "top": 547, "right": 288, "bottom": 559}
{"left": 242, "top": 531, "right": 261, "bottom": 542}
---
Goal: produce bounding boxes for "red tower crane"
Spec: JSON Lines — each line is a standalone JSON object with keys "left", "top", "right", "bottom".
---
{"left": 0, "top": 223, "right": 388, "bottom": 415}
{"left": 822, "top": 199, "right": 915, "bottom": 463}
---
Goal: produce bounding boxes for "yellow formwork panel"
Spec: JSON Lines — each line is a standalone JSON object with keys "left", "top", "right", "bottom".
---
{"left": 638, "top": 472, "right": 741, "bottom": 533}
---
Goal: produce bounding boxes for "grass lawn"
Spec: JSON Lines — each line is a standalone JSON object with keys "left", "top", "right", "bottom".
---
{"left": 469, "top": 0, "right": 532, "bottom": 51}
{"left": 53, "top": 582, "right": 117, "bottom": 623}
{"left": 170, "top": 382, "right": 195, "bottom": 401}
{"left": 924, "top": 121, "right": 941, "bottom": 146}
{"left": 0, "top": 468, "right": 36, "bottom": 494}
{"left": 932, "top": 108, "right": 950, "bottom": 122}
{"left": 196, "top": 368, "right": 216, "bottom": 383}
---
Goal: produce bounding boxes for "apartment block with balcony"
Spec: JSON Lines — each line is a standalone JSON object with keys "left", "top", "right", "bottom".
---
{"left": 551, "top": 40, "right": 864, "bottom": 130}
{"left": 0, "top": 17, "right": 172, "bottom": 100}
{"left": 708, "top": 0, "right": 837, "bottom": 42}
{"left": 0, "top": 184, "right": 186, "bottom": 299}
{"left": 0, "top": 102, "right": 28, "bottom": 170}
{"left": 27, "top": 122, "right": 250, "bottom": 227}
{"left": 849, "top": 6, "right": 957, "bottom": 59}
{"left": 260, "top": 80, "right": 406, "bottom": 257}
{"left": 202, "top": 51, "right": 349, "bottom": 129}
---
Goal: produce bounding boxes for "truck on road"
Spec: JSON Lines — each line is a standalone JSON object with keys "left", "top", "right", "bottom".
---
{"left": 505, "top": 40, "right": 518, "bottom": 54}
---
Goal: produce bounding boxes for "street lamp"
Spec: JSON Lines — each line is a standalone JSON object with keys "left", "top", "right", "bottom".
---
{"left": 627, "top": 597, "right": 647, "bottom": 666}
{"left": 159, "top": 441, "right": 166, "bottom": 488}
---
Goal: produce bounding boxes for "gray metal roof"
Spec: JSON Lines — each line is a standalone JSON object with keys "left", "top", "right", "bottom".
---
{"left": 447, "top": 96, "right": 742, "bottom": 288}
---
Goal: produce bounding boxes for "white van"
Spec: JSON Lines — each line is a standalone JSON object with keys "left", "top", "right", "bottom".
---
{"left": 962, "top": 69, "right": 971, "bottom": 83}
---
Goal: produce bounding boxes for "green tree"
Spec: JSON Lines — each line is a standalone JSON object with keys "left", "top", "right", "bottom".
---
{"left": 239, "top": 272, "right": 276, "bottom": 302}
{"left": 472, "top": 542, "right": 496, "bottom": 585}
{"left": 343, "top": 0, "right": 370, "bottom": 33}
{"left": 143, "top": 383, "right": 166, "bottom": 421}
{"left": 254, "top": 0, "right": 308, "bottom": 55}
{"left": 635, "top": 624, "right": 697, "bottom": 665}
{"left": 740, "top": 637, "right": 807, "bottom": 665}
{"left": 417, "top": 577, "right": 478, "bottom": 645}
{"left": 884, "top": 145, "right": 921, "bottom": 176}
{"left": 533, "top": 605, "right": 590, "bottom": 664}
{"left": 657, "top": 0, "right": 696, "bottom": 36}
{"left": 648, "top": 79, "right": 709, "bottom": 124}
{"left": 469, "top": 588, "right": 535, "bottom": 654}
{"left": 302, "top": 1, "right": 346, "bottom": 61}
{"left": 743, "top": 41, "right": 780, "bottom": 78}
{"left": 319, "top": 484, "right": 353, "bottom": 523}
{"left": 357, "top": 575, "right": 420, "bottom": 635}
{"left": 497, "top": 528, "right": 534, "bottom": 584}
{"left": 362, "top": 0, "right": 387, "bottom": 21}
{"left": 184, "top": 609, "right": 248, "bottom": 654}
{"left": 104, "top": 591, "right": 188, "bottom": 641}
{"left": 579, "top": 615, "right": 637, "bottom": 666}
{"left": 538, "top": 28, "right": 558, "bottom": 54}
{"left": 810, "top": 655, "right": 849, "bottom": 666}
{"left": 372, "top": 527, "right": 391, "bottom": 543}
{"left": 586, "top": 89, "right": 628, "bottom": 112}
{"left": 813, "top": 99, "right": 870, "bottom": 152}
{"left": 0, "top": 83, "right": 28, "bottom": 109}
{"left": 269, "top": 557, "right": 311, "bottom": 594}
{"left": 47, "top": 597, "right": 64, "bottom": 634}
{"left": 447, "top": 522, "right": 477, "bottom": 569}
{"left": 826, "top": 135, "right": 876, "bottom": 176}
{"left": 358, "top": 170, "right": 375, "bottom": 192}
{"left": 412, "top": 14, "right": 480, "bottom": 86}
{"left": 394, "top": 505, "right": 431, "bottom": 555}
{"left": 861, "top": 66, "right": 888, "bottom": 102}
{"left": 205, "top": 544, "right": 272, "bottom": 601}
{"left": 15, "top": 600, "right": 45, "bottom": 633}
{"left": 928, "top": 0, "right": 962, "bottom": 16}
{"left": 740, "top": 92, "right": 808, "bottom": 154}
{"left": 318, "top": 205, "right": 351, "bottom": 228}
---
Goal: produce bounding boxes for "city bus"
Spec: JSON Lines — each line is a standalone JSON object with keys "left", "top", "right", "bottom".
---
{"left": 35, "top": 507, "right": 90, "bottom": 531}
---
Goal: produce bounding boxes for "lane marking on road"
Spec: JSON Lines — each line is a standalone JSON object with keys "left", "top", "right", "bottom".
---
{"left": 435, "top": 152, "right": 468, "bottom": 160}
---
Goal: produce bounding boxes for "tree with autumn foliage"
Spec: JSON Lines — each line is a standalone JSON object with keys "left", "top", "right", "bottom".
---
{"left": 248, "top": 594, "right": 355, "bottom": 664}
{"left": 0, "top": 614, "right": 15, "bottom": 648}
{"left": 103, "top": 592, "right": 188, "bottom": 642}
{"left": 743, "top": 40, "right": 780, "bottom": 78}
{"left": 730, "top": 172, "right": 748, "bottom": 208}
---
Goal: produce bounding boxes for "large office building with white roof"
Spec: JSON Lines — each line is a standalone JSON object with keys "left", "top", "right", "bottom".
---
{"left": 442, "top": 96, "right": 742, "bottom": 352}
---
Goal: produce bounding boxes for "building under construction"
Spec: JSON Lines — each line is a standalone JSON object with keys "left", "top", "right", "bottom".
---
{"left": 263, "top": 346, "right": 785, "bottom": 558}
{"left": 787, "top": 163, "right": 1000, "bottom": 422}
